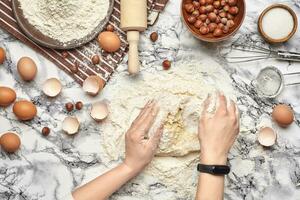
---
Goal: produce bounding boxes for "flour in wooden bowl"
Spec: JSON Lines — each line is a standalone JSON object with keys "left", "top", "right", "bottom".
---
{"left": 19, "top": 0, "right": 110, "bottom": 43}
{"left": 99, "top": 59, "right": 236, "bottom": 199}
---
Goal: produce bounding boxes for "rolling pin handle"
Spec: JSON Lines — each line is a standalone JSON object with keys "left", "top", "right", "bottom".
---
{"left": 127, "top": 31, "right": 140, "bottom": 75}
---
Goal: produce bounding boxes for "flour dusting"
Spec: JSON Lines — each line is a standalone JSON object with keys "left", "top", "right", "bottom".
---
{"left": 19, "top": 0, "right": 110, "bottom": 43}
{"left": 99, "top": 59, "right": 236, "bottom": 199}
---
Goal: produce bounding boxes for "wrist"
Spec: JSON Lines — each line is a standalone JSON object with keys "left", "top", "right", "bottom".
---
{"left": 200, "top": 152, "right": 228, "bottom": 165}
{"left": 121, "top": 161, "right": 144, "bottom": 176}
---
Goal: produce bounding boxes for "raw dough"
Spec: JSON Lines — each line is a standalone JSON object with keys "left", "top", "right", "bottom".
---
{"left": 100, "top": 59, "right": 236, "bottom": 198}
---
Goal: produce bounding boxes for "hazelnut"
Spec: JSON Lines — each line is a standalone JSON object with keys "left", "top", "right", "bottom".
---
{"left": 222, "top": 25, "right": 229, "bottom": 33}
{"left": 187, "top": 16, "right": 197, "bottom": 24}
{"left": 199, "top": 26, "right": 209, "bottom": 34}
{"left": 220, "top": 0, "right": 226, "bottom": 6}
{"left": 217, "top": 23, "right": 225, "bottom": 29}
{"left": 42, "top": 127, "right": 50, "bottom": 136}
{"left": 192, "top": 10, "right": 200, "bottom": 17}
{"left": 205, "top": 18, "right": 211, "bottom": 25}
{"left": 91, "top": 55, "right": 100, "bottom": 65}
{"left": 229, "top": 6, "right": 239, "bottom": 15}
{"left": 223, "top": 5, "right": 230, "bottom": 12}
{"left": 75, "top": 101, "right": 83, "bottom": 110}
{"left": 206, "top": 0, "right": 213, "bottom": 4}
{"left": 213, "top": 28, "right": 223, "bottom": 37}
{"left": 192, "top": 1, "right": 200, "bottom": 9}
{"left": 194, "top": 20, "right": 203, "bottom": 28}
{"left": 208, "top": 12, "right": 217, "bottom": 22}
{"left": 206, "top": 5, "right": 214, "bottom": 12}
{"left": 150, "top": 32, "right": 159, "bottom": 42}
{"left": 199, "top": 0, "right": 206, "bottom": 6}
{"left": 208, "top": 23, "right": 217, "bottom": 32}
{"left": 214, "top": 9, "right": 219, "bottom": 14}
{"left": 219, "top": 12, "right": 226, "bottom": 18}
{"left": 71, "top": 62, "right": 79, "bottom": 73}
{"left": 228, "top": 0, "right": 237, "bottom": 6}
{"left": 227, "top": 13, "right": 234, "bottom": 20}
{"left": 215, "top": 16, "right": 221, "bottom": 23}
{"left": 65, "top": 102, "right": 74, "bottom": 112}
{"left": 199, "top": 6, "right": 207, "bottom": 14}
{"left": 162, "top": 60, "right": 171, "bottom": 70}
{"left": 199, "top": 14, "right": 207, "bottom": 21}
{"left": 227, "top": 20, "right": 235, "bottom": 28}
{"left": 213, "top": 1, "right": 221, "bottom": 8}
{"left": 61, "top": 51, "right": 69, "bottom": 58}
{"left": 221, "top": 17, "right": 228, "bottom": 25}
{"left": 184, "top": 3, "right": 195, "bottom": 13}
{"left": 106, "top": 24, "right": 114, "bottom": 32}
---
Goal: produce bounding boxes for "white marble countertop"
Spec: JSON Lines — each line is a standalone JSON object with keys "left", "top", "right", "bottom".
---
{"left": 1, "top": 0, "right": 300, "bottom": 199}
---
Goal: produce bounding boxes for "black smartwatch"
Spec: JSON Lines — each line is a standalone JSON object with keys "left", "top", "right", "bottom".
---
{"left": 197, "top": 164, "right": 230, "bottom": 175}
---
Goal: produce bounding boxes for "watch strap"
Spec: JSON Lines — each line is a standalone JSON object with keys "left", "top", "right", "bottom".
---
{"left": 197, "top": 164, "right": 230, "bottom": 175}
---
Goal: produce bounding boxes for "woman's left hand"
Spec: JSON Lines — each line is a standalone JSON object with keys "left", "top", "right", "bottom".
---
{"left": 123, "top": 100, "right": 163, "bottom": 174}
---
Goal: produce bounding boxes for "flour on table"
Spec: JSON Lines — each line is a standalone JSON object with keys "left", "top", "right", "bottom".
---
{"left": 100, "top": 59, "right": 236, "bottom": 199}
{"left": 19, "top": 0, "right": 109, "bottom": 43}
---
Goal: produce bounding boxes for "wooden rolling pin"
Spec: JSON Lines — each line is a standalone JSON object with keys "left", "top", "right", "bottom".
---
{"left": 121, "top": 0, "right": 147, "bottom": 74}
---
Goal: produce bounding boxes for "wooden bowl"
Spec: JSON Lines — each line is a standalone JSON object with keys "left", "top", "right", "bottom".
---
{"left": 181, "top": 0, "right": 246, "bottom": 42}
{"left": 258, "top": 4, "right": 298, "bottom": 43}
{"left": 12, "top": 0, "right": 115, "bottom": 49}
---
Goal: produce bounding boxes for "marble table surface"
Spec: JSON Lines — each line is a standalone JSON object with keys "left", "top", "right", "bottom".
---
{"left": 1, "top": 0, "right": 300, "bottom": 199}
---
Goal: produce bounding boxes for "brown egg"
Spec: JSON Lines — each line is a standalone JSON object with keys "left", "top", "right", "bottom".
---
{"left": 272, "top": 104, "right": 294, "bottom": 127}
{"left": 0, "top": 86, "right": 16, "bottom": 107}
{"left": 17, "top": 57, "right": 37, "bottom": 81}
{"left": 98, "top": 31, "right": 121, "bottom": 53}
{"left": 0, "top": 132, "right": 21, "bottom": 153}
{"left": 0, "top": 47, "right": 6, "bottom": 64}
{"left": 13, "top": 100, "right": 37, "bottom": 121}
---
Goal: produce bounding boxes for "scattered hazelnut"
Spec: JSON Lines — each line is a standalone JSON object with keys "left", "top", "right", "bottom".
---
{"left": 213, "top": 28, "right": 223, "bottom": 37}
{"left": 106, "top": 24, "right": 114, "bottom": 32}
{"left": 199, "top": 26, "right": 209, "bottom": 35}
{"left": 162, "top": 60, "right": 171, "bottom": 70}
{"left": 184, "top": 3, "right": 195, "bottom": 13}
{"left": 150, "top": 32, "right": 159, "bottom": 42}
{"left": 228, "top": 0, "right": 237, "bottom": 6}
{"left": 65, "top": 102, "right": 74, "bottom": 112}
{"left": 187, "top": 16, "right": 197, "bottom": 24}
{"left": 75, "top": 101, "right": 83, "bottom": 110}
{"left": 61, "top": 51, "right": 69, "bottom": 58}
{"left": 42, "top": 127, "right": 50, "bottom": 136}
{"left": 71, "top": 62, "right": 79, "bottom": 73}
{"left": 91, "top": 55, "right": 100, "bottom": 65}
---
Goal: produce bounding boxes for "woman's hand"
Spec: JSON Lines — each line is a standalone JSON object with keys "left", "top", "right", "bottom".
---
{"left": 198, "top": 93, "right": 240, "bottom": 165}
{"left": 124, "top": 100, "right": 163, "bottom": 174}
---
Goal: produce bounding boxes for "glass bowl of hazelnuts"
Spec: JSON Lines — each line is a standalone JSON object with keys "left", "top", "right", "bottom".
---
{"left": 181, "top": 0, "right": 245, "bottom": 42}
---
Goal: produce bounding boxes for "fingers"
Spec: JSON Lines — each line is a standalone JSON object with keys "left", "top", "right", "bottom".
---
{"left": 228, "top": 100, "right": 236, "bottom": 115}
{"left": 147, "top": 125, "right": 164, "bottom": 150}
{"left": 201, "top": 94, "right": 211, "bottom": 117}
{"left": 133, "top": 100, "right": 154, "bottom": 124}
{"left": 137, "top": 103, "right": 160, "bottom": 136}
{"left": 216, "top": 93, "right": 228, "bottom": 115}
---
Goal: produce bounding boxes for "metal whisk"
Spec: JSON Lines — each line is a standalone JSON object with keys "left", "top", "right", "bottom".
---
{"left": 219, "top": 43, "right": 300, "bottom": 63}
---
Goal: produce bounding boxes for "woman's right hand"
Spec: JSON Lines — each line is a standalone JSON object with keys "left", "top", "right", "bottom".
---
{"left": 123, "top": 100, "right": 163, "bottom": 174}
{"left": 198, "top": 94, "right": 240, "bottom": 165}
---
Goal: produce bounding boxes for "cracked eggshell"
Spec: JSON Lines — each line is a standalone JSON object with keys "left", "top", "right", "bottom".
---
{"left": 257, "top": 127, "right": 277, "bottom": 147}
{"left": 43, "top": 78, "right": 62, "bottom": 97}
{"left": 62, "top": 116, "right": 80, "bottom": 135}
{"left": 90, "top": 102, "right": 109, "bottom": 121}
{"left": 82, "top": 75, "right": 105, "bottom": 96}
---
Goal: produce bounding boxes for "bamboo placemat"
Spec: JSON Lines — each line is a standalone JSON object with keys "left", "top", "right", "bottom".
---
{"left": 0, "top": 0, "right": 168, "bottom": 85}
